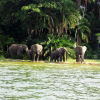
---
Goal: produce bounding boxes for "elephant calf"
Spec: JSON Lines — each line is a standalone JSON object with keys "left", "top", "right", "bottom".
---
{"left": 50, "top": 47, "right": 68, "bottom": 62}
{"left": 50, "top": 50, "right": 59, "bottom": 62}
{"left": 75, "top": 46, "right": 87, "bottom": 63}
{"left": 30, "top": 44, "right": 43, "bottom": 61}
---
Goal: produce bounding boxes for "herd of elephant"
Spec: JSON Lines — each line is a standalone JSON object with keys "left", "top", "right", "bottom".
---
{"left": 8, "top": 44, "right": 87, "bottom": 63}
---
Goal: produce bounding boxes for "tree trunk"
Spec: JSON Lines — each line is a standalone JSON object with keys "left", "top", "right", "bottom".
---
{"left": 76, "top": 0, "right": 81, "bottom": 6}
{"left": 76, "top": 34, "right": 81, "bottom": 46}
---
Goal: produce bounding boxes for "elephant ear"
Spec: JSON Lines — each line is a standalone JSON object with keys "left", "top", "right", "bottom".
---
{"left": 82, "top": 46, "right": 87, "bottom": 53}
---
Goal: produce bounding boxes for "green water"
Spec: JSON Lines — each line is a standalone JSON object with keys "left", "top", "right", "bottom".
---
{"left": 0, "top": 61, "right": 100, "bottom": 100}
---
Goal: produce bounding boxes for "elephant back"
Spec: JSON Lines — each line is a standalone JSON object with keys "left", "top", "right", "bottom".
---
{"left": 56, "top": 47, "right": 67, "bottom": 55}
{"left": 9, "top": 44, "right": 18, "bottom": 49}
{"left": 18, "top": 44, "right": 29, "bottom": 52}
{"left": 8, "top": 44, "right": 18, "bottom": 54}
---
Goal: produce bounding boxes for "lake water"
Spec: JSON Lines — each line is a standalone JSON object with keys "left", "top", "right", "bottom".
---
{"left": 0, "top": 61, "right": 100, "bottom": 100}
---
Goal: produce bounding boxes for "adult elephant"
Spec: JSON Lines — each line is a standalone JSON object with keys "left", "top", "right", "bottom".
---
{"left": 30, "top": 44, "right": 43, "bottom": 61}
{"left": 8, "top": 44, "right": 29, "bottom": 59}
{"left": 57, "top": 47, "right": 68, "bottom": 62}
{"left": 50, "top": 47, "right": 68, "bottom": 62}
{"left": 75, "top": 46, "right": 87, "bottom": 63}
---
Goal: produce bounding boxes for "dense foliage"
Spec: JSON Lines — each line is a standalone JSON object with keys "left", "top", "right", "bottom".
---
{"left": 0, "top": 0, "right": 100, "bottom": 59}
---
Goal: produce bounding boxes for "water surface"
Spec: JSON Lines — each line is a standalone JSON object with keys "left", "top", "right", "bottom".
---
{"left": 0, "top": 61, "right": 100, "bottom": 100}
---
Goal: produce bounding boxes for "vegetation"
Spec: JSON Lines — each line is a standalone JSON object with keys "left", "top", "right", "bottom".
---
{"left": 0, "top": 0, "right": 100, "bottom": 60}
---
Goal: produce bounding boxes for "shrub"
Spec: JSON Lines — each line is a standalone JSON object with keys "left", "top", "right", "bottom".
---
{"left": 0, "top": 34, "right": 15, "bottom": 57}
{"left": 41, "top": 34, "right": 76, "bottom": 60}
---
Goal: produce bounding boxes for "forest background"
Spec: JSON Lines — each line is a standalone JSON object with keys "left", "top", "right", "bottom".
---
{"left": 0, "top": 0, "right": 100, "bottom": 60}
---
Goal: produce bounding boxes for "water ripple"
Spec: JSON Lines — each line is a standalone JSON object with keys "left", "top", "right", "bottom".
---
{"left": 0, "top": 63, "right": 100, "bottom": 100}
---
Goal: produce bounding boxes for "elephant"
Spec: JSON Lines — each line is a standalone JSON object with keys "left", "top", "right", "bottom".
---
{"left": 75, "top": 46, "right": 87, "bottom": 63}
{"left": 30, "top": 44, "right": 43, "bottom": 61}
{"left": 8, "top": 44, "right": 29, "bottom": 59}
{"left": 50, "top": 47, "right": 68, "bottom": 62}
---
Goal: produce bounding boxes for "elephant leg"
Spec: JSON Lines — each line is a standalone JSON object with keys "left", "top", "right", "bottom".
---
{"left": 55, "top": 56, "right": 58, "bottom": 62}
{"left": 50, "top": 59, "right": 52, "bottom": 62}
{"left": 10, "top": 52, "right": 15, "bottom": 58}
{"left": 54, "top": 57, "right": 56, "bottom": 62}
{"left": 36, "top": 54, "right": 39, "bottom": 61}
{"left": 37, "top": 55, "right": 39, "bottom": 61}
{"left": 32, "top": 54, "right": 36, "bottom": 61}
{"left": 80, "top": 55, "right": 83, "bottom": 63}
{"left": 18, "top": 54, "right": 23, "bottom": 59}
{"left": 57, "top": 57, "right": 60, "bottom": 62}
{"left": 82, "top": 55, "right": 84, "bottom": 62}
{"left": 59, "top": 56, "right": 62, "bottom": 62}
{"left": 63, "top": 55, "right": 65, "bottom": 62}
{"left": 80, "top": 54, "right": 84, "bottom": 63}
{"left": 50, "top": 57, "right": 53, "bottom": 62}
{"left": 76, "top": 53, "right": 80, "bottom": 62}
{"left": 35, "top": 54, "right": 37, "bottom": 61}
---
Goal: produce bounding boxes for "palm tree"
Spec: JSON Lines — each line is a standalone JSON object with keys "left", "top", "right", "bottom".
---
{"left": 75, "top": 17, "right": 91, "bottom": 46}
{"left": 21, "top": 0, "right": 80, "bottom": 37}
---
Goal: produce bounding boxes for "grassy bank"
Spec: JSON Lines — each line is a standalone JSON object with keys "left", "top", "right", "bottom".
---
{"left": 0, "top": 58, "right": 100, "bottom": 65}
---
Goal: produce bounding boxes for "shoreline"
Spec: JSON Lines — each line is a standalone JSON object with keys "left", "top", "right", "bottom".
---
{"left": 0, "top": 59, "right": 100, "bottom": 66}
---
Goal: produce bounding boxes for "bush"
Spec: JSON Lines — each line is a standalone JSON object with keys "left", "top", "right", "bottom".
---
{"left": 0, "top": 55, "right": 6, "bottom": 60}
{"left": 84, "top": 44, "right": 99, "bottom": 59}
{"left": 0, "top": 34, "right": 15, "bottom": 57}
{"left": 41, "top": 34, "right": 76, "bottom": 60}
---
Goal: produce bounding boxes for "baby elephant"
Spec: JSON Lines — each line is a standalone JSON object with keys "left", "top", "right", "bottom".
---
{"left": 50, "top": 50, "right": 59, "bottom": 62}
{"left": 30, "top": 44, "right": 43, "bottom": 61}
{"left": 75, "top": 46, "right": 87, "bottom": 63}
{"left": 50, "top": 47, "right": 68, "bottom": 62}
